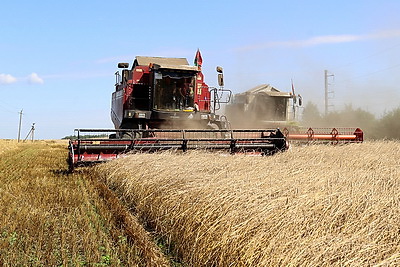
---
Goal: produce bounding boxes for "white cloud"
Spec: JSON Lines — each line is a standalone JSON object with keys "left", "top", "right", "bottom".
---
{"left": 0, "top": 74, "right": 17, "bottom": 84}
{"left": 27, "top": 73, "right": 44, "bottom": 84}
{"left": 238, "top": 29, "right": 400, "bottom": 51}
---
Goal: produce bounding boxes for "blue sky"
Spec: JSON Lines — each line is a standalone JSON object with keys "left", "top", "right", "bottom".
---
{"left": 1, "top": 0, "right": 400, "bottom": 139}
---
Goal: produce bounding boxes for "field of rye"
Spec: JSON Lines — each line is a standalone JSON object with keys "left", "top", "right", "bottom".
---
{"left": 95, "top": 141, "right": 400, "bottom": 266}
{"left": 1, "top": 140, "right": 400, "bottom": 266}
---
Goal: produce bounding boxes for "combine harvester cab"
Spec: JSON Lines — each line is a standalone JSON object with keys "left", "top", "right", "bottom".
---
{"left": 68, "top": 128, "right": 288, "bottom": 172}
{"left": 282, "top": 127, "right": 363, "bottom": 144}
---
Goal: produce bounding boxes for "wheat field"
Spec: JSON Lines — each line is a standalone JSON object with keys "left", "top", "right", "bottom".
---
{"left": 1, "top": 140, "right": 399, "bottom": 266}
{"left": 95, "top": 141, "right": 400, "bottom": 266}
{"left": 0, "top": 140, "right": 169, "bottom": 266}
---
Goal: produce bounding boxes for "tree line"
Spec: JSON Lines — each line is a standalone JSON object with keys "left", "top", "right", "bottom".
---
{"left": 302, "top": 102, "right": 400, "bottom": 140}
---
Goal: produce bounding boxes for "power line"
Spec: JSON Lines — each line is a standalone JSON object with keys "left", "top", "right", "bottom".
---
{"left": 0, "top": 105, "right": 16, "bottom": 114}
{"left": 334, "top": 42, "right": 400, "bottom": 70}
{"left": 330, "top": 42, "right": 400, "bottom": 85}
{"left": 0, "top": 99, "right": 19, "bottom": 114}
{"left": 352, "top": 63, "right": 400, "bottom": 79}
{"left": 335, "top": 62, "right": 400, "bottom": 85}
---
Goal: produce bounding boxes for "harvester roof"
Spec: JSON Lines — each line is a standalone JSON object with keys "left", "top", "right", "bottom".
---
{"left": 134, "top": 56, "right": 199, "bottom": 71}
{"left": 241, "top": 84, "right": 292, "bottom": 98}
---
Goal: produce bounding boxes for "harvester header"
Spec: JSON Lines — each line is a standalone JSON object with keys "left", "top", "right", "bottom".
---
{"left": 68, "top": 128, "right": 288, "bottom": 171}
{"left": 283, "top": 127, "right": 363, "bottom": 144}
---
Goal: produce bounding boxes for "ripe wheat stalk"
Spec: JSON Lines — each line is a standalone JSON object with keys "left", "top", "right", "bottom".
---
{"left": 95, "top": 141, "right": 400, "bottom": 266}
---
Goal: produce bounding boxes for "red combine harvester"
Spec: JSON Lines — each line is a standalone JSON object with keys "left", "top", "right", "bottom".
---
{"left": 68, "top": 50, "right": 288, "bottom": 171}
{"left": 225, "top": 84, "right": 364, "bottom": 144}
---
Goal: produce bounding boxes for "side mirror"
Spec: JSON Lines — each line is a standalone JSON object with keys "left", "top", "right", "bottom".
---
{"left": 218, "top": 73, "right": 224, "bottom": 87}
{"left": 216, "top": 66, "right": 224, "bottom": 86}
{"left": 118, "top": 63, "right": 129, "bottom": 68}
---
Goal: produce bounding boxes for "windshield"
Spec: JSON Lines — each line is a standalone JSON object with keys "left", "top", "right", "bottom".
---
{"left": 153, "top": 71, "right": 196, "bottom": 111}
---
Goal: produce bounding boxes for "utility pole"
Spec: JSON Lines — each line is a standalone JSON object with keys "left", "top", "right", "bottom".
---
{"left": 324, "top": 70, "right": 334, "bottom": 115}
{"left": 17, "top": 109, "right": 23, "bottom": 142}
{"left": 24, "top": 123, "right": 35, "bottom": 142}
{"left": 31, "top": 123, "right": 35, "bottom": 141}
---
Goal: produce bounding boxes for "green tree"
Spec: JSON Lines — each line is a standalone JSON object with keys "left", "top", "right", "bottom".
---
{"left": 302, "top": 103, "right": 379, "bottom": 139}
{"left": 301, "top": 102, "right": 322, "bottom": 126}
{"left": 377, "top": 107, "right": 400, "bottom": 139}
